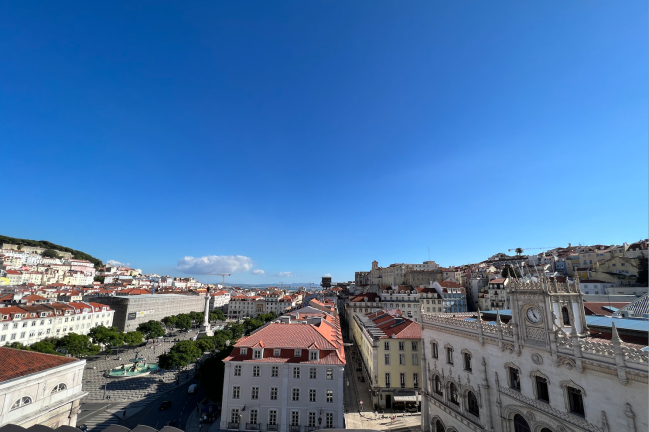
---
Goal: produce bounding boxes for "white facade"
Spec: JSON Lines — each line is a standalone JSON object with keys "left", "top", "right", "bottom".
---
{"left": 420, "top": 278, "right": 648, "bottom": 432}
{"left": 0, "top": 349, "right": 87, "bottom": 427}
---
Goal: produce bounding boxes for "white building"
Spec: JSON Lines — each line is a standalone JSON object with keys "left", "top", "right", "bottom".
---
{"left": 0, "top": 347, "right": 86, "bottom": 427}
{"left": 220, "top": 309, "right": 346, "bottom": 432}
{"left": 0, "top": 302, "right": 114, "bottom": 346}
{"left": 420, "top": 278, "right": 648, "bottom": 432}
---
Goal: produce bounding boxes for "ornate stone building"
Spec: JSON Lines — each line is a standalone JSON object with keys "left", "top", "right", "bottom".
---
{"left": 420, "top": 278, "right": 648, "bottom": 432}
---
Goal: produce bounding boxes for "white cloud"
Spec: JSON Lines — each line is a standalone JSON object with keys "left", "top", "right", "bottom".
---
{"left": 107, "top": 260, "right": 130, "bottom": 267}
{"left": 177, "top": 255, "right": 254, "bottom": 275}
{"left": 323, "top": 273, "right": 331, "bottom": 277}
{"left": 252, "top": 269, "right": 265, "bottom": 275}
{"left": 275, "top": 271, "right": 295, "bottom": 277}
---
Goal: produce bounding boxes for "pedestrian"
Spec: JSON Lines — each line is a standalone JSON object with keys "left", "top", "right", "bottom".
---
{"left": 374, "top": 411, "right": 378, "bottom": 420}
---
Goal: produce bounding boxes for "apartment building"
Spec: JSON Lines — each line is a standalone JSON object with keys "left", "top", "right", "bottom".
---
{"left": 220, "top": 308, "right": 345, "bottom": 432}
{"left": 350, "top": 309, "right": 421, "bottom": 410}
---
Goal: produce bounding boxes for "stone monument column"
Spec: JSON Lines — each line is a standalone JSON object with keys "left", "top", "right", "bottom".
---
{"left": 198, "top": 288, "right": 214, "bottom": 337}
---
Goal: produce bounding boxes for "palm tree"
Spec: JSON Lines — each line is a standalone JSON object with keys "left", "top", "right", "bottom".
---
{"left": 515, "top": 248, "right": 524, "bottom": 256}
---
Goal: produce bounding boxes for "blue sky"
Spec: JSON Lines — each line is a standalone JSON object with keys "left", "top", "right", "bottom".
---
{"left": 1, "top": 1, "right": 646, "bottom": 284}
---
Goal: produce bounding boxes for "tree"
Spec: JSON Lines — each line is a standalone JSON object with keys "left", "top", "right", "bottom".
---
{"left": 41, "top": 249, "right": 61, "bottom": 259}
{"left": 94, "top": 276, "right": 105, "bottom": 284}
{"left": 502, "top": 265, "right": 521, "bottom": 279}
{"left": 175, "top": 315, "right": 193, "bottom": 331}
{"left": 637, "top": 252, "right": 648, "bottom": 285}
{"left": 515, "top": 248, "right": 524, "bottom": 256}
{"left": 123, "top": 331, "right": 143, "bottom": 347}
{"left": 30, "top": 340, "right": 59, "bottom": 355}
{"left": 226, "top": 323, "right": 245, "bottom": 340}
{"left": 88, "top": 325, "right": 123, "bottom": 347}
{"left": 162, "top": 316, "right": 178, "bottom": 329}
{"left": 57, "top": 333, "right": 101, "bottom": 357}
{"left": 196, "top": 337, "right": 216, "bottom": 353}
{"left": 7, "top": 342, "right": 29, "bottom": 350}
{"left": 209, "top": 310, "right": 226, "bottom": 322}
{"left": 189, "top": 311, "right": 204, "bottom": 324}
{"left": 137, "top": 320, "right": 165, "bottom": 340}
{"left": 199, "top": 346, "right": 233, "bottom": 401}
{"left": 159, "top": 340, "right": 202, "bottom": 370}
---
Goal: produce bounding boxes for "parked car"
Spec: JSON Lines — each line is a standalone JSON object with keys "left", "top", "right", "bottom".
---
{"left": 188, "top": 384, "right": 197, "bottom": 394}
{"left": 159, "top": 401, "right": 172, "bottom": 411}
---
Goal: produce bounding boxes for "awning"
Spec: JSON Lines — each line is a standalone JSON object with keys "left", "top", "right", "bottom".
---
{"left": 393, "top": 395, "right": 421, "bottom": 402}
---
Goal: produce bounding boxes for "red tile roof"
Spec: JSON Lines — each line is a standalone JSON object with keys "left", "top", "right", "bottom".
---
{"left": 583, "top": 302, "right": 631, "bottom": 316}
{"left": 0, "top": 347, "right": 79, "bottom": 381}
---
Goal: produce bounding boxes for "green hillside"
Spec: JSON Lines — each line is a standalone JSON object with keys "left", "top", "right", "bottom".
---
{"left": 0, "top": 235, "right": 103, "bottom": 269}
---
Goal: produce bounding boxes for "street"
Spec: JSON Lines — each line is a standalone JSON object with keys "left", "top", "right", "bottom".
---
{"left": 77, "top": 379, "right": 206, "bottom": 432}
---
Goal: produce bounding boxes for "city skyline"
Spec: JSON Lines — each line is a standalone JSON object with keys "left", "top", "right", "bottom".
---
{"left": 1, "top": 1, "right": 646, "bottom": 284}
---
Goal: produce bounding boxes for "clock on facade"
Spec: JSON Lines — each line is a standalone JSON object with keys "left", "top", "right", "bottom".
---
{"left": 526, "top": 307, "right": 543, "bottom": 324}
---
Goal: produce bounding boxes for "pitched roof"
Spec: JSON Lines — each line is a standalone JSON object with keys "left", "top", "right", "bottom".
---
{"left": 583, "top": 302, "right": 631, "bottom": 316}
{"left": 0, "top": 347, "right": 79, "bottom": 381}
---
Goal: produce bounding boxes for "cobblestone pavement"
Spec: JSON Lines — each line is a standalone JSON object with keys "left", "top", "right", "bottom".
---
{"left": 344, "top": 412, "right": 421, "bottom": 431}
{"left": 82, "top": 331, "right": 199, "bottom": 402}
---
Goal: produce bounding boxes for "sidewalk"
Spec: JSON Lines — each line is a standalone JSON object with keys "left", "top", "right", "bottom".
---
{"left": 185, "top": 401, "right": 221, "bottom": 432}
{"left": 344, "top": 412, "right": 421, "bottom": 431}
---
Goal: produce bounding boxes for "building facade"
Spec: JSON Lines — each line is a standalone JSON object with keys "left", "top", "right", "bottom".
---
{"left": 220, "top": 309, "right": 346, "bottom": 432}
{"left": 420, "top": 278, "right": 648, "bottom": 432}
{"left": 0, "top": 347, "right": 86, "bottom": 427}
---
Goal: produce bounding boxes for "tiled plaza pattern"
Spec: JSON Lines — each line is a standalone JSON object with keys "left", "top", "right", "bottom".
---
{"left": 82, "top": 332, "right": 199, "bottom": 402}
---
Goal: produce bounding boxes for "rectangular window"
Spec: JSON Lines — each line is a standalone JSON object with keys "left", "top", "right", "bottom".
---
{"left": 326, "top": 368, "right": 333, "bottom": 380}
{"left": 233, "top": 386, "right": 240, "bottom": 399}
{"left": 411, "top": 341, "right": 418, "bottom": 351}
{"left": 385, "top": 373, "right": 391, "bottom": 387}
{"left": 19, "top": 332, "right": 25, "bottom": 339}
{"left": 308, "top": 412, "right": 316, "bottom": 427}
{"left": 253, "top": 350, "right": 262, "bottom": 359}
{"left": 326, "top": 390, "right": 333, "bottom": 403}
{"left": 509, "top": 367, "right": 521, "bottom": 391}
{"left": 294, "top": 349, "right": 302, "bottom": 357}
{"left": 292, "top": 388, "right": 300, "bottom": 401}
{"left": 309, "top": 368, "right": 317, "bottom": 379}
{"left": 270, "top": 387, "right": 278, "bottom": 400}
{"left": 568, "top": 387, "right": 584, "bottom": 416}
{"left": 2, "top": 324, "right": 7, "bottom": 330}
{"left": 412, "top": 353, "right": 419, "bottom": 366}
{"left": 291, "top": 411, "right": 300, "bottom": 426}
{"left": 231, "top": 409, "right": 240, "bottom": 424}
{"left": 399, "top": 354, "right": 406, "bottom": 365}
{"left": 398, "top": 341, "right": 405, "bottom": 351}
{"left": 309, "top": 351, "right": 318, "bottom": 361}
{"left": 446, "top": 347, "right": 453, "bottom": 364}
{"left": 413, "top": 373, "right": 419, "bottom": 388}
{"left": 326, "top": 413, "right": 333, "bottom": 428}
{"left": 293, "top": 367, "right": 301, "bottom": 379}
{"left": 234, "top": 365, "right": 242, "bottom": 376}
{"left": 269, "top": 410, "right": 277, "bottom": 426}
{"left": 431, "top": 343, "right": 438, "bottom": 358}
{"left": 10, "top": 334, "right": 16, "bottom": 340}
{"left": 400, "top": 373, "right": 406, "bottom": 388}
{"left": 536, "top": 377, "right": 549, "bottom": 402}
{"left": 274, "top": 349, "right": 281, "bottom": 356}
{"left": 464, "top": 353, "right": 472, "bottom": 371}
{"left": 309, "top": 389, "right": 316, "bottom": 402}
{"left": 251, "top": 386, "right": 259, "bottom": 400}
{"left": 272, "top": 366, "right": 279, "bottom": 377}
{"left": 384, "top": 354, "right": 390, "bottom": 365}
{"left": 249, "top": 409, "right": 258, "bottom": 425}
{"left": 240, "top": 348, "right": 247, "bottom": 355}
{"left": 384, "top": 341, "right": 390, "bottom": 350}
{"left": 253, "top": 366, "right": 260, "bottom": 377}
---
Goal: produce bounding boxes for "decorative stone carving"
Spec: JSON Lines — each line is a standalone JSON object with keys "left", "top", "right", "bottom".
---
{"left": 531, "top": 353, "right": 543, "bottom": 365}
{"left": 624, "top": 403, "right": 636, "bottom": 432}
{"left": 557, "top": 355, "right": 576, "bottom": 370}
{"left": 601, "top": 411, "right": 609, "bottom": 432}
{"left": 526, "top": 327, "right": 546, "bottom": 340}
{"left": 502, "top": 342, "right": 514, "bottom": 354}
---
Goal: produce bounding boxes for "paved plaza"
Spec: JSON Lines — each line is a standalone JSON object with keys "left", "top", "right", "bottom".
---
{"left": 82, "top": 331, "right": 199, "bottom": 402}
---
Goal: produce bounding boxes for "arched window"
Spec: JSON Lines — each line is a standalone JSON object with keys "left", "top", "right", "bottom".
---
{"left": 51, "top": 383, "right": 67, "bottom": 394}
{"left": 434, "top": 419, "right": 445, "bottom": 432}
{"left": 513, "top": 414, "right": 530, "bottom": 432}
{"left": 11, "top": 396, "right": 32, "bottom": 411}
{"left": 467, "top": 391, "right": 479, "bottom": 417}
{"left": 562, "top": 307, "right": 570, "bottom": 326}
{"left": 434, "top": 376, "right": 443, "bottom": 395}
{"left": 449, "top": 383, "right": 459, "bottom": 405}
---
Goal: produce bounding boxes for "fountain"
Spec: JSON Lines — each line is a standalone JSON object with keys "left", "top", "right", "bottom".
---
{"left": 107, "top": 351, "right": 160, "bottom": 378}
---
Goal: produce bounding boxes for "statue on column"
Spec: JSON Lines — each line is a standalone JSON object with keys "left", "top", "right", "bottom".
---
{"left": 198, "top": 286, "right": 214, "bottom": 337}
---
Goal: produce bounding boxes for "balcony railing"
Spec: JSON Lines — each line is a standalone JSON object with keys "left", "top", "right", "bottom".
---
{"left": 267, "top": 425, "right": 278, "bottom": 431}
{"left": 246, "top": 424, "right": 260, "bottom": 430}
{"left": 227, "top": 423, "right": 240, "bottom": 430}
{"left": 307, "top": 427, "right": 317, "bottom": 431}
{"left": 290, "top": 426, "right": 301, "bottom": 432}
